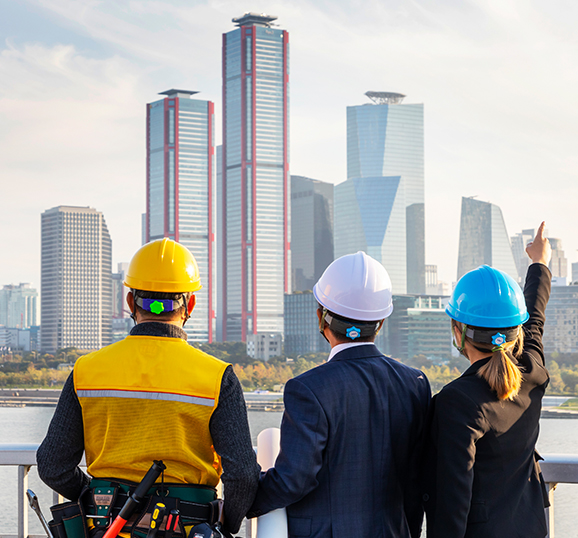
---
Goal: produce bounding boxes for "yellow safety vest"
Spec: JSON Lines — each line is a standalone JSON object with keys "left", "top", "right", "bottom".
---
{"left": 74, "top": 334, "right": 228, "bottom": 486}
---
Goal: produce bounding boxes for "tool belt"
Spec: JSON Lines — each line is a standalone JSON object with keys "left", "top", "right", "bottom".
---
{"left": 48, "top": 479, "right": 220, "bottom": 538}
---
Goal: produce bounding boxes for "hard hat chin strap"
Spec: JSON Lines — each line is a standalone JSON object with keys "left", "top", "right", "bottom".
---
{"left": 452, "top": 323, "right": 468, "bottom": 355}
{"left": 319, "top": 308, "right": 330, "bottom": 343}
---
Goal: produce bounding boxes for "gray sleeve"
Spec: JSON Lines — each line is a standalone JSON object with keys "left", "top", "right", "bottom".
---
{"left": 36, "top": 372, "right": 90, "bottom": 501}
{"left": 210, "top": 365, "right": 260, "bottom": 534}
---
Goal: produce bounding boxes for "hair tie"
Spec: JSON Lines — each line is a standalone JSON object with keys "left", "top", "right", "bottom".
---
{"left": 491, "top": 345, "right": 504, "bottom": 353}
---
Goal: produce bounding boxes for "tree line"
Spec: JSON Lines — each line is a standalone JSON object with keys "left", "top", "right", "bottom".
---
{"left": 2, "top": 344, "right": 578, "bottom": 395}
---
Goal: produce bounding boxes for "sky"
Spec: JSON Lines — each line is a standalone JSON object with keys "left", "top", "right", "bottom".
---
{"left": 1, "top": 0, "right": 578, "bottom": 292}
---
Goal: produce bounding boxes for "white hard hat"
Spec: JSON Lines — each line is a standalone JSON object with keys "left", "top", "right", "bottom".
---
{"left": 313, "top": 251, "right": 393, "bottom": 321}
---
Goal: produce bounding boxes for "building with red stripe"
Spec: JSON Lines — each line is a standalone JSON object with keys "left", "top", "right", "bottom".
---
{"left": 145, "top": 90, "right": 216, "bottom": 342}
{"left": 220, "top": 13, "right": 290, "bottom": 342}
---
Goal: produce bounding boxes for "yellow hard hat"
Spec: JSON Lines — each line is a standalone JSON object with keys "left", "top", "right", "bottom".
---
{"left": 124, "top": 238, "right": 202, "bottom": 293}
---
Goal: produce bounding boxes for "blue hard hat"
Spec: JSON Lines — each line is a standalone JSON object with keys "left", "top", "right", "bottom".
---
{"left": 446, "top": 265, "right": 529, "bottom": 328}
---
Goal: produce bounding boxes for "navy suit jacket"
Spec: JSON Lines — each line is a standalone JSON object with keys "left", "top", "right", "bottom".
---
{"left": 248, "top": 344, "right": 431, "bottom": 538}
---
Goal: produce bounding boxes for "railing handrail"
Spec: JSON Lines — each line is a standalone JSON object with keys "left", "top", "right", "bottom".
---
{"left": 0, "top": 443, "right": 574, "bottom": 484}
{"left": 0, "top": 443, "right": 574, "bottom": 538}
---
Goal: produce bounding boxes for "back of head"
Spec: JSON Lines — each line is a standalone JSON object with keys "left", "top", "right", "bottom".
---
{"left": 314, "top": 251, "right": 393, "bottom": 342}
{"left": 124, "top": 238, "right": 202, "bottom": 321}
{"left": 447, "top": 265, "right": 528, "bottom": 400}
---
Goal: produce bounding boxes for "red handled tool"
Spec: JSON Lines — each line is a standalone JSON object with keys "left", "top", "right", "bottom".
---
{"left": 164, "top": 509, "right": 180, "bottom": 538}
{"left": 102, "top": 460, "right": 166, "bottom": 538}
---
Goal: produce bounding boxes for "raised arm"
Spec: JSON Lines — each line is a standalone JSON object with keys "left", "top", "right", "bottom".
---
{"left": 523, "top": 222, "right": 552, "bottom": 365}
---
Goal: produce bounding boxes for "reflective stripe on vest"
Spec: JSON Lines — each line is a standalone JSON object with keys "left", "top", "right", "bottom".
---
{"left": 74, "top": 335, "right": 228, "bottom": 487}
{"left": 76, "top": 389, "right": 215, "bottom": 407}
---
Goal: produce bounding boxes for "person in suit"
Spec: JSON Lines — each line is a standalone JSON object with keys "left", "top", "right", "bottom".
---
{"left": 248, "top": 251, "right": 431, "bottom": 538}
{"left": 424, "top": 222, "right": 552, "bottom": 538}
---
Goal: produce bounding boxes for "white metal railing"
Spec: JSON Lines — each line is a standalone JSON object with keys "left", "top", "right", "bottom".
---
{"left": 1, "top": 444, "right": 575, "bottom": 538}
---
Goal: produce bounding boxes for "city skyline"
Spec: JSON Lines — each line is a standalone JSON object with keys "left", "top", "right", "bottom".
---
{"left": 2, "top": 1, "right": 578, "bottom": 291}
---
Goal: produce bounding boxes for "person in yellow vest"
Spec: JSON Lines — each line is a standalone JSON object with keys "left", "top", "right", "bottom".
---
{"left": 37, "top": 238, "right": 260, "bottom": 536}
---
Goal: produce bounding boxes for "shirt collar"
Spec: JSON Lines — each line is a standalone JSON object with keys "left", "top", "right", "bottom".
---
{"left": 328, "top": 341, "right": 375, "bottom": 362}
{"left": 129, "top": 321, "right": 188, "bottom": 340}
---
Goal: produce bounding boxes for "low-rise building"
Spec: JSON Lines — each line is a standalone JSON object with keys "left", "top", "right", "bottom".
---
{"left": 377, "top": 295, "right": 451, "bottom": 361}
{"left": 246, "top": 333, "right": 283, "bottom": 361}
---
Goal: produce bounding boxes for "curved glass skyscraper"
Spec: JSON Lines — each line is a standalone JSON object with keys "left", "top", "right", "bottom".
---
{"left": 457, "top": 197, "right": 518, "bottom": 280}
{"left": 336, "top": 92, "right": 425, "bottom": 294}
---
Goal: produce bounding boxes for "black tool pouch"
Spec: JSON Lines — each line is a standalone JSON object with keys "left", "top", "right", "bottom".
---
{"left": 49, "top": 486, "right": 93, "bottom": 538}
{"left": 49, "top": 500, "right": 90, "bottom": 538}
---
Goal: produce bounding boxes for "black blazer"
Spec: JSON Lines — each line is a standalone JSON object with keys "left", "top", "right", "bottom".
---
{"left": 424, "top": 263, "right": 551, "bottom": 538}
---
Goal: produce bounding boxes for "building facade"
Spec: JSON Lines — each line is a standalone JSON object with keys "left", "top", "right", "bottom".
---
{"left": 548, "top": 237, "right": 568, "bottom": 280}
{"left": 246, "top": 332, "right": 283, "bottom": 361}
{"left": 40, "top": 206, "right": 112, "bottom": 353}
{"left": 0, "top": 283, "right": 38, "bottom": 328}
{"left": 337, "top": 92, "right": 424, "bottom": 294}
{"left": 457, "top": 197, "right": 518, "bottom": 280}
{"left": 291, "top": 176, "right": 334, "bottom": 291}
{"left": 377, "top": 295, "right": 451, "bottom": 360}
{"left": 543, "top": 284, "right": 578, "bottom": 354}
{"left": 511, "top": 229, "right": 535, "bottom": 282}
{"left": 221, "top": 13, "right": 290, "bottom": 341}
{"left": 284, "top": 291, "right": 330, "bottom": 355}
{"left": 146, "top": 89, "right": 216, "bottom": 342}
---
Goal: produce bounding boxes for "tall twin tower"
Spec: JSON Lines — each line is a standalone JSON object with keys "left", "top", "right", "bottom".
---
{"left": 145, "top": 15, "right": 425, "bottom": 344}
{"left": 145, "top": 13, "right": 289, "bottom": 343}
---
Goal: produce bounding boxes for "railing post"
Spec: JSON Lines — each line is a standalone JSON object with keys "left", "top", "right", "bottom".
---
{"left": 545, "top": 482, "right": 556, "bottom": 538}
{"left": 53, "top": 490, "right": 64, "bottom": 506}
{"left": 18, "top": 464, "right": 31, "bottom": 538}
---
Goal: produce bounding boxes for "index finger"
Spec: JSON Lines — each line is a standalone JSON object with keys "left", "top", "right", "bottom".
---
{"left": 536, "top": 221, "right": 546, "bottom": 240}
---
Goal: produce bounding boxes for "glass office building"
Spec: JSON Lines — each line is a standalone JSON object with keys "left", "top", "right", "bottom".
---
{"left": 146, "top": 89, "right": 215, "bottom": 342}
{"left": 291, "top": 176, "right": 333, "bottom": 292}
{"left": 337, "top": 92, "right": 425, "bottom": 294}
{"left": 377, "top": 295, "right": 451, "bottom": 361}
{"left": 222, "top": 13, "right": 290, "bottom": 341}
{"left": 40, "top": 206, "right": 112, "bottom": 353}
{"left": 457, "top": 197, "right": 518, "bottom": 280}
{"left": 0, "top": 284, "right": 38, "bottom": 329}
{"left": 543, "top": 285, "right": 578, "bottom": 354}
{"left": 284, "top": 291, "right": 330, "bottom": 355}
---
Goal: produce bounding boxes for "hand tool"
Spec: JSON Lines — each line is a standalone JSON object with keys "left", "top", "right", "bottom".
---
{"left": 102, "top": 460, "right": 166, "bottom": 538}
{"left": 164, "top": 509, "right": 180, "bottom": 538}
{"left": 26, "top": 489, "right": 54, "bottom": 538}
{"left": 145, "top": 502, "right": 165, "bottom": 538}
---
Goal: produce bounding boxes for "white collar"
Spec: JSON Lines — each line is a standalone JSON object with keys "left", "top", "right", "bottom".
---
{"left": 327, "top": 341, "right": 375, "bottom": 362}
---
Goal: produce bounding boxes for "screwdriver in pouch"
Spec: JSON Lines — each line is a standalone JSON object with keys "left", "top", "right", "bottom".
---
{"left": 146, "top": 503, "right": 166, "bottom": 538}
{"left": 164, "top": 509, "right": 180, "bottom": 538}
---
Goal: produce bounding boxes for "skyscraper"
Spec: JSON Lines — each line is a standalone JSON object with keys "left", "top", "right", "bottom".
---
{"left": 221, "top": 13, "right": 290, "bottom": 341}
{"left": 40, "top": 206, "right": 112, "bottom": 353}
{"left": 291, "top": 176, "right": 333, "bottom": 291}
{"left": 0, "top": 283, "right": 38, "bottom": 329}
{"left": 338, "top": 91, "right": 425, "bottom": 294}
{"left": 457, "top": 197, "right": 518, "bottom": 280}
{"left": 511, "top": 228, "right": 535, "bottom": 281}
{"left": 145, "top": 89, "right": 216, "bottom": 342}
{"left": 548, "top": 237, "right": 568, "bottom": 280}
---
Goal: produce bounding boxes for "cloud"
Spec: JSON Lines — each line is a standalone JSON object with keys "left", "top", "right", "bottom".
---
{"left": 0, "top": 41, "right": 148, "bottom": 286}
{"left": 2, "top": 0, "right": 578, "bottom": 289}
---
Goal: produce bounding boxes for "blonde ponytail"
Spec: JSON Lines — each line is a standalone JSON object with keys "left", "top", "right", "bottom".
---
{"left": 453, "top": 321, "right": 524, "bottom": 400}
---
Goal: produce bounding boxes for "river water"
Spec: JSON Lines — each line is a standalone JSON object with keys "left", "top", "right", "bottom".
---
{"left": 1, "top": 407, "right": 577, "bottom": 536}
